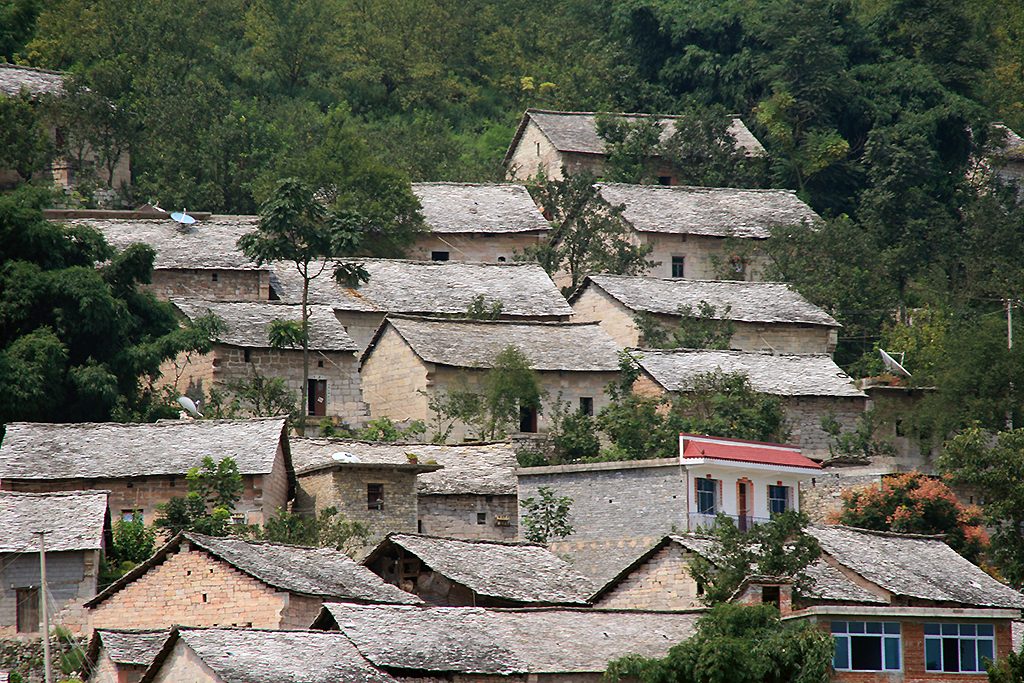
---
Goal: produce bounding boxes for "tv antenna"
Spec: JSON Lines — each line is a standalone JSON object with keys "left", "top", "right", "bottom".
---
{"left": 177, "top": 395, "right": 203, "bottom": 418}
{"left": 170, "top": 208, "right": 196, "bottom": 226}
{"left": 879, "top": 349, "right": 911, "bottom": 378}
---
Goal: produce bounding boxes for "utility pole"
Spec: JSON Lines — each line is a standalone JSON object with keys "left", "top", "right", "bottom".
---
{"left": 34, "top": 530, "right": 53, "bottom": 683}
{"left": 1008, "top": 299, "right": 1015, "bottom": 431}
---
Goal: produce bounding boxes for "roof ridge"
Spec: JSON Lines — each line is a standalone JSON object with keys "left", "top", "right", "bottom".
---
{"left": 292, "top": 437, "right": 512, "bottom": 447}
{"left": 183, "top": 531, "right": 346, "bottom": 555}
{"left": 387, "top": 531, "right": 545, "bottom": 548}
{"left": 527, "top": 108, "right": 743, "bottom": 120}
{"left": 338, "top": 257, "right": 542, "bottom": 268}
{"left": 6, "top": 416, "right": 286, "bottom": 428}
{"left": 597, "top": 182, "right": 798, "bottom": 195}
{"left": 0, "top": 489, "right": 110, "bottom": 497}
{"left": 0, "top": 62, "right": 65, "bottom": 75}
{"left": 411, "top": 181, "right": 531, "bottom": 188}
{"left": 821, "top": 524, "right": 947, "bottom": 541}
{"left": 589, "top": 273, "right": 794, "bottom": 287}
{"left": 630, "top": 347, "right": 833, "bottom": 358}
{"left": 386, "top": 314, "right": 597, "bottom": 327}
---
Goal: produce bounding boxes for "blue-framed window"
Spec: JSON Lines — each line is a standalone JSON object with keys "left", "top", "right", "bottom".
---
{"left": 832, "top": 621, "right": 901, "bottom": 671}
{"left": 768, "top": 485, "right": 790, "bottom": 515}
{"left": 924, "top": 623, "right": 995, "bottom": 673}
{"left": 696, "top": 478, "right": 717, "bottom": 515}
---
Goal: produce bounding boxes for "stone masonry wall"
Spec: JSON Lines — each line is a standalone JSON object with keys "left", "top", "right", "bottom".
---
{"left": 418, "top": 494, "right": 518, "bottom": 540}
{"left": 640, "top": 233, "right": 770, "bottom": 282}
{"left": 407, "top": 233, "right": 546, "bottom": 264}
{"left": 799, "top": 467, "right": 889, "bottom": 524}
{"left": 570, "top": 288, "right": 642, "bottom": 348}
{"left": 785, "top": 396, "right": 867, "bottom": 461}
{"left": 148, "top": 268, "right": 270, "bottom": 301}
{"left": 361, "top": 326, "right": 431, "bottom": 425}
{"left": 506, "top": 119, "right": 568, "bottom": 181}
{"left": 594, "top": 543, "right": 703, "bottom": 610}
{"left": 150, "top": 641, "right": 221, "bottom": 683}
{"left": 279, "top": 593, "right": 327, "bottom": 630}
{"left": 0, "top": 550, "right": 98, "bottom": 637}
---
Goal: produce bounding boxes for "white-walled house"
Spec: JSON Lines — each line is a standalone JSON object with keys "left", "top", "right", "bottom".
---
{"left": 679, "top": 434, "right": 821, "bottom": 531}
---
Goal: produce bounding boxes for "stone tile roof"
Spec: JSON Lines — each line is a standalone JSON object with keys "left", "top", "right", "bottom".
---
{"left": 291, "top": 439, "right": 518, "bottom": 495}
{"left": 271, "top": 259, "right": 572, "bottom": 318}
{"left": 588, "top": 534, "right": 721, "bottom": 600}
{"left": 993, "top": 124, "right": 1024, "bottom": 162}
{"left": 575, "top": 275, "right": 839, "bottom": 326}
{"left": 412, "top": 182, "right": 550, "bottom": 234}
{"left": 145, "top": 628, "right": 397, "bottom": 683}
{"left": 808, "top": 526, "right": 1024, "bottom": 609}
{"left": 365, "top": 533, "right": 595, "bottom": 605}
{"left": 0, "top": 417, "right": 286, "bottom": 480}
{"left": 0, "top": 63, "right": 64, "bottom": 98}
{"left": 61, "top": 215, "right": 262, "bottom": 270}
{"left": 171, "top": 299, "right": 358, "bottom": 352}
{"left": 93, "top": 630, "right": 169, "bottom": 666}
{"left": 319, "top": 604, "right": 701, "bottom": 674}
{"left": 507, "top": 109, "right": 765, "bottom": 160}
{"left": 0, "top": 490, "right": 108, "bottom": 553}
{"left": 799, "top": 560, "right": 888, "bottom": 604}
{"left": 635, "top": 349, "right": 865, "bottom": 397}
{"left": 366, "top": 316, "right": 623, "bottom": 372}
{"left": 597, "top": 183, "right": 819, "bottom": 238}
{"left": 88, "top": 532, "right": 422, "bottom": 608}
{"left": 548, "top": 537, "right": 667, "bottom": 586}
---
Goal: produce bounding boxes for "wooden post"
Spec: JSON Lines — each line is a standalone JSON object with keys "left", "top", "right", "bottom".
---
{"left": 35, "top": 531, "right": 53, "bottom": 683}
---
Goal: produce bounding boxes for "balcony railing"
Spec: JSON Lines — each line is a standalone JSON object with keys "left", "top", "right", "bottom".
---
{"left": 688, "top": 512, "right": 775, "bottom": 533}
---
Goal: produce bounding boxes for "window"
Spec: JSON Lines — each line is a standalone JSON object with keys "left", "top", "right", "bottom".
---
{"left": 230, "top": 513, "right": 246, "bottom": 526}
{"left": 477, "top": 512, "right": 487, "bottom": 525}
{"left": 832, "top": 621, "right": 901, "bottom": 672}
{"left": 519, "top": 405, "right": 538, "bottom": 433}
{"left": 768, "top": 485, "right": 790, "bottom": 515}
{"left": 579, "top": 397, "right": 594, "bottom": 416}
{"left": 497, "top": 256, "right": 507, "bottom": 262}
{"left": 121, "top": 509, "right": 144, "bottom": 523}
{"left": 761, "top": 585, "right": 781, "bottom": 608}
{"left": 211, "top": 272, "right": 218, "bottom": 282}
{"left": 16, "top": 587, "right": 39, "bottom": 633}
{"left": 307, "top": 379, "right": 327, "bottom": 417}
{"left": 536, "top": 141, "right": 541, "bottom": 156}
{"left": 658, "top": 175, "right": 672, "bottom": 186}
{"left": 431, "top": 251, "right": 450, "bottom": 261}
{"left": 696, "top": 478, "right": 718, "bottom": 515}
{"left": 317, "top": 359, "right": 324, "bottom": 368}
{"left": 243, "top": 348, "right": 251, "bottom": 363}
{"left": 925, "top": 623, "right": 995, "bottom": 673}
{"left": 417, "top": 520, "right": 423, "bottom": 533}
{"left": 367, "top": 483, "right": 384, "bottom": 510}
{"left": 671, "top": 256, "right": 685, "bottom": 278}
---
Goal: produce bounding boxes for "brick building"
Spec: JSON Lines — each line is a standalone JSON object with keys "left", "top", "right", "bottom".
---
{"left": 87, "top": 532, "right": 419, "bottom": 632}
{"left": 362, "top": 533, "right": 594, "bottom": 607}
{"left": 594, "top": 183, "right": 820, "bottom": 281}
{"left": 85, "top": 629, "right": 167, "bottom": 683}
{"left": 406, "top": 182, "right": 551, "bottom": 263}
{"left": 360, "top": 316, "right": 623, "bottom": 441}
{"left": 165, "top": 299, "right": 366, "bottom": 424}
{"left": 503, "top": 109, "right": 764, "bottom": 183}
{"left": 313, "top": 602, "right": 700, "bottom": 681}
{"left": 633, "top": 349, "right": 868, "bottom": 460}
{"left": 570, "top": 275, "right": 840, "bottom": 354}
{"left": 0, "top": 417, "right": 291, "bottom": 526}
{"left": 0, "top": 490, "right": 109, "bottom": 637}
{"left": 272, "top": 259, "right": 572, "bottom": 351}
{"left": 139, "top": 627, "right": 396, "bottom": 683}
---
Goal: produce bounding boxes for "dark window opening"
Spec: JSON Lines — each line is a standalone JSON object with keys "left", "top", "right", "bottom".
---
{"left": 317, "top": 360, "right": 324, "bottom": 368}
{"left": 211, "top": 272, "right": 218, "bottom": 282}
{"left": 477, "top": 512, "right": 487, "bottom": 525}
{"left": 768, "top": 485, "right": 790, "bottom": 515}
{"left": 244, "top": 348, "right": 251, "bottom": 363}
{"left": 850, "top": 637, "right": 883, "bottom": 671}
{"left": 202, "top": 593, "right": 208, "bottom": 603}
{"left": 497, "top": 256, "right": 507, "bottom": 262}
{"left": 368, "top": 483, "right": 384, "bottom": 510}
{"left": 658, "top": 175, "right": 672, "bottom": 186}
{"left": 579, "top": 397, "right": 594, "bottom": 416}
{"left": 16, "top": 587, "right": 39, "bottom": 633}
{"left": 307, "top": 379, "right": 327, "bottom": 417}
{"left": 536, "top": 142, "right": 541, "bottom": 156}
{"left": 762, "top": 585, "right": 780, "bottom": 608}
{"left": 671, "top": 256, "right": 685, "bottom": 278}
{"left": 431, "top": 251, "right": 450, "bottom": 261}
{"left": 519, "top": 405, "right": 538, "bottom": 433}
{"left": 417, "top": 519, "right": 423, "bottom": 533}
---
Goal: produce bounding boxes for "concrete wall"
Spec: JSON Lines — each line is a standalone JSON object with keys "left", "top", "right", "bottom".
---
{"left": 147, "top": 269, "right": 270, "bottom": 302}
{"left": 517, "top": 460, "right": 688, "bottom": 542}
{"left": 407, "top": 233, "right": 547, "bottom": 263}
{"left": 150, "top": 641, "right": 223, "bottom": 683}
{"left": 0, "top": 550, "right": 99, "bottom": 636}
{"left": 594, "top": 542, "right": 703, "bottom": 610}
{"left": 418, "top": 494, "right": 518, "bottom": 540}
{"left": 637, "top": 233, "right": 770, "bottom": 282}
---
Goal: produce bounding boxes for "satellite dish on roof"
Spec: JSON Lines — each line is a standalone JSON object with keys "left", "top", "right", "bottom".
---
{"left": 170, "top": 208, "right": 196, "bottom": 225}
{"left": 177, "top": 396, "right": 203, "bottom": 418}
{"left": 331, "top": 451, "right": 361, "bottom": 463}
{"left": 879, "top": 349, "right": 911, "bottom": 378}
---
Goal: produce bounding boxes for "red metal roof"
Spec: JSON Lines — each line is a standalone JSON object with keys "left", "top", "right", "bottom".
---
{"left": 680, "top": 434, "right": 821, "bottom": 470}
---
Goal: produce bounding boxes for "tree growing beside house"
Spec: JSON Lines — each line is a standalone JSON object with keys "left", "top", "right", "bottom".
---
{"left": 520, "top": 486, "right": 574, "bottom": 544}
{"left": 633, "top": 301, "right": 736, "bottom": 350}
{"left": 156, "top": 456, "right": 244, "bottom": 536}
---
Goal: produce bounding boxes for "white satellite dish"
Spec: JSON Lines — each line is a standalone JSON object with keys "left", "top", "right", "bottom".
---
{"left": 331, "top": 451, "right": 361, "bottom": 463}
{"left": 879, "top": 349, "right": 911, "bottom": 378}
{"left": 177, "top": 396, "right": 203, "bottom": 417}
{"left": 170, "top": 208, "right": 196, "bottom": 225}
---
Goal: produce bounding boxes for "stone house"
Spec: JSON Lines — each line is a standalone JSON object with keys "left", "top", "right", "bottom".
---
{"left": 312, "top": 602, "right": 701, "bottom": 682}
{"left": 271, "top": 259, "right": 572, "bottom": 351}
{"left": 87, "top": 532, "right": 419, "bottom": 632}
{"left": 291, "top": 439, "right": 519, "bottom": 541}
{"left": 595, "top": 183, "right": 820, "bottom": 280}
{"left": 0, "top": 63, "right": 131, "bottom": 193}
{"left": 0, "top": 490, "right": 110, "bottom": 637}
{"left": 360, "top": 316, "right": 623, "bottom": 441}
{"left": 0, "top": 417, "right": 291, "bottom": 526}
{"left": 165, "top": 299, "right": 365, "bottom": 424}
{"left": 138, "top": 627, "right": 396, "bottom": 683}
{"left": 57, "top": 213, "right": 270, "bottom": 301}
{"left": 988, "top": 123, "right": 1024, "bottom": 187}
{"left": 406, "top": 182, "right": 551, "bottom": 262}
{"left": 633, "top": 349, "right": 868, "bottom": 459}
{"left": 362, "top": 533, "right": 594, "bottom": 607}
{"left": 85, "top": 629, "right": 167, "bottom": 683}
{"left": 503, "top": 108, "right": 765, "bottom": 182}
{"left": 570, "top": 275, "right": 840, "bottom": 354}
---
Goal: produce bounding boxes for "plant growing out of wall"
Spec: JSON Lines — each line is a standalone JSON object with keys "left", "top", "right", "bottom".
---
{"left": 820, "top": 409, "right": 896, "bottom": 465}
{"left": 633, "top": 301, "right": 736, "bottom": 349}
{"left": 156, "top": 456, "right": 244, "bottom": 536}
{"left": 100, "top": 513, "right": 158, "bottom": 587}
{"left": 520, "top": 486, "right": 574, "bottom": 543}
{"left": 463, "top": 295, "right": 504, "bottom": 320}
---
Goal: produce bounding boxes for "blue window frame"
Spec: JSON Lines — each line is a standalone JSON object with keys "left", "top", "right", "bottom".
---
{"left": 831, "top": 621, "right": 902, "bottom": 672}
{"left": 768, "top": 485, "right": 790, "bottom": 515}
{"left": 924, "top": 623, "right": 995, "bottom": 673}
{"left": 696, "top": 478, "right": 717, "bottom": 515}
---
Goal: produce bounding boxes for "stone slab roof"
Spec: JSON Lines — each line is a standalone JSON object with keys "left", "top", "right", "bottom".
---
{"left": 635, "top": 349, "right": 865, "bottom": 397}
{"left": 171, "top": 299, "right": 358, "bottom": 352}
{"left": 412, "top": 182, "right": 550, "bottom": 234}
{"left": 597, "top": 183, "right": 819, "bottom": 238}
{"left": 61, "top": 215, "right": 262, "bottom": 270}
{"left": 550, "top": 537, "right": 671, "bottom": 586}
{"left": 0, "top": 417, "right": 286, "bottom": 480}
{"left": 272, "top": 259, "right": 572, "bottom": 318}
{"left": 365, "top": 533, "right": 595, "bottom": 605}
{"left": 588, "top": 534, "right": 722, "bottom": 601}
{"left": 809, "top": 526, "right": 1024, "bottom": 609}
{"left": 507, "top": 109, "right": 765, "bottom": 160}
{"left": 291, "top": 439, "right": 518, "bottom": 495}
{"left": 0, "top": 63, "right": 64, "bottom": 98}
{"left": 366, "top": 316, "right": 623, "bottom": 372}
{"left": 93, "top": 630, "right": 169, "bottom": 666}
{"left": 798, "top": 560, "right": 888, "bottom": 604}
{"left": 145, "top": 628, "right": 397, "bottom": 683}
{"left": 993, "top": 124, "right": 1024, "bottom": 162}
{"left": 0, "top": 490, "right": 108, "bottom": 553}
{"left": 576, "top": 275, "right": 839, "bottom": 326}
{"left": 319, "top": 604, "right": 701, "bottom": 674}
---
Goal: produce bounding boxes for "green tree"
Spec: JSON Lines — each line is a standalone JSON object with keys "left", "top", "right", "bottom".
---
{"left": 99, "top": 513, "right": 157, "bottom": 586}
{"left": 156, "top": 456, "right": 244, "bottom": 537}
{"left": 595, "top": 114, "right": 663, "bottom": 184}
{"left": 258, "top": 507, "right": 369, "bottom": 556}
{"left": 520, "top": 486, "right": 574, "bottom": 543}
{"left": 633, "top": 302, "right": 736, "bottom": 349}
{"left": 987, "top": 648, "right": 1024, "bottom": 683}
{"left": 0, "top": 91, "right": 52, "bottom": 182}
{"left": 480, "top": 346, "right": 543, "bottom": 440}
{"left": 0, "top": 0, "right": 41, "bottom": 61}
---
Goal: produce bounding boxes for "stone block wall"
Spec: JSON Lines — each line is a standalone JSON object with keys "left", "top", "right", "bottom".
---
{"left": 361, "top": 327, "right": 431, "bottom": 425}
{"left": 641, "top": 233, "right": 770, "bottom": 282}
{"left": 593, "top": 542, "right": 703, "bottom": 610}
{"left": 570, "top": 288, "right": 642, "bottom": 348}
{"left": 148, "top": 268, "right": 270, "bottom": 301}
{"left": 335, "top": 311, "right": 387, "bottom": 353}
{"left": 506, "top": 120, "right": 570, "bottom": 181}
{"left": 784, "top": 396, "right": 867, "bottom": 461}
{"left": 407, "top": 233, "right": 547, "bottom": 264}
{"left": 729, "top": 323, "right": 837, "bottom": 355}
{"left": 150, "top": 641, "right": 219, "bottom": 683}
{"left": 418, "top": 494, "right": 518, "bottom": 540}
{"left": 798, "top": 467, "right": 890, "bottom": 525}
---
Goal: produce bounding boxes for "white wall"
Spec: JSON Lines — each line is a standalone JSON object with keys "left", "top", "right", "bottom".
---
{"left": 682, "top": 463, "right": 811, "bottom": 531}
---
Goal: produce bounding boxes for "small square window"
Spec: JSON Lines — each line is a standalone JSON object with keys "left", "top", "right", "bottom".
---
{"left": 317, "top": 360, "right": 324, "bottom": 368}
{"left": 477, "top": 512, "right": 487, "bottom": 525}
{"left": 121, "top": 509, "right": 144, "bottom": 523}
{"left": 431, "top": 251, "right": 450, "bottom": 262}
{"left": 671, "top": 256, "right": 685, "bottom": 278}
{"left": 658, "top": 175, "right": 672, "bottom": 186}
{"left": 368, "top": 483, "right": 384, "bottom": 510}
{"left": 211, "top": 272, "right": 218, "bottom": 282}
